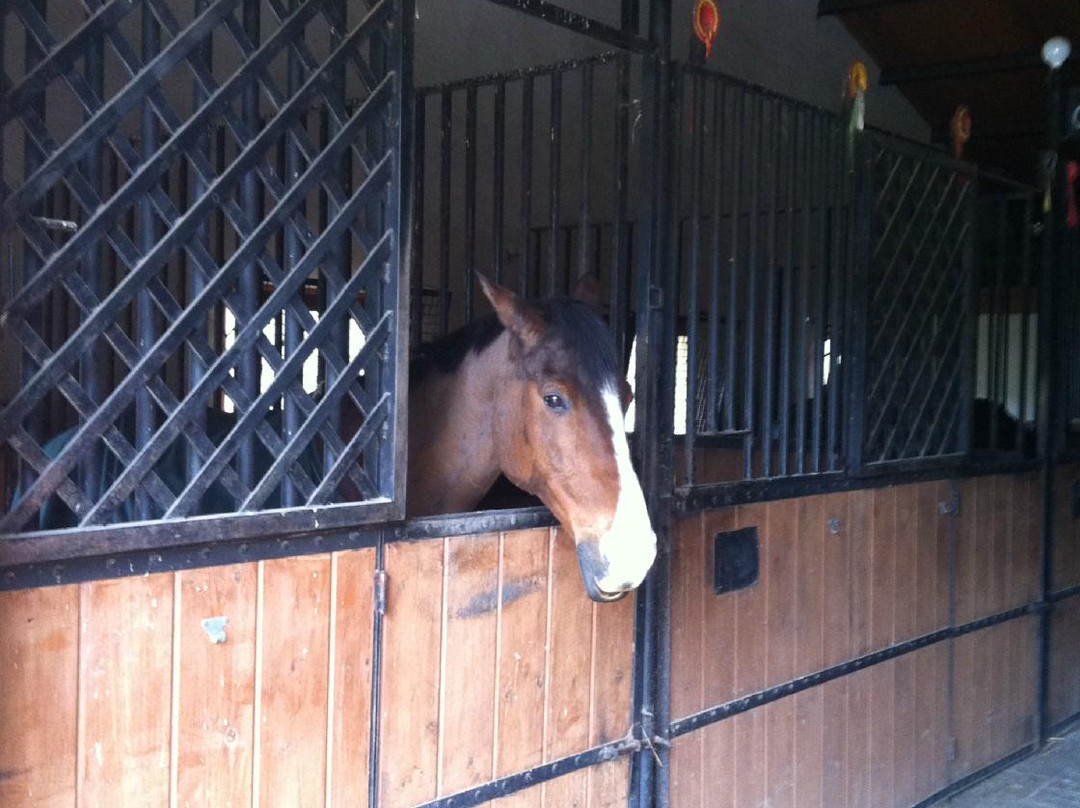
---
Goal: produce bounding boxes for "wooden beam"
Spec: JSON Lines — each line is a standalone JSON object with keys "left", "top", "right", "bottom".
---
{"left": 881, "top": 52, "right": 1054, "bottom": 85}
{"left": 817, "top": 0, "right": 933, "bottom": 17}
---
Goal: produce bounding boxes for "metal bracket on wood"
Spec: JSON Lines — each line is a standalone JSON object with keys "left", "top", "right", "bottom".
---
{"left": 374, "top": 569, "right": 388, "bottom": 615}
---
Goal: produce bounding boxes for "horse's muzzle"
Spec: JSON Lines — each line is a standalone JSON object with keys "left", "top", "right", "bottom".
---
{"left": 575, "top": 541, "right": 633, "bottom": 603}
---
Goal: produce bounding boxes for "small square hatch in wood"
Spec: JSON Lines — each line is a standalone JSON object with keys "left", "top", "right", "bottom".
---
{"left": 713, "top": 526, "right": 759, "bottom": 595}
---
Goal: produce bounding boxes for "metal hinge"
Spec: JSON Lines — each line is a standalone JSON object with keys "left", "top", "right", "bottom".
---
{"left": 374, "top": 569, "right": 388, "bottom": 616}
{"left": 938, "top": 490, "right": 960, "bottom": 516}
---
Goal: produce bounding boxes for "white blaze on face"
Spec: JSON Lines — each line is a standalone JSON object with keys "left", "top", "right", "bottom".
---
{"left": 593, "top": 386, "right": 658, "bottom": 595}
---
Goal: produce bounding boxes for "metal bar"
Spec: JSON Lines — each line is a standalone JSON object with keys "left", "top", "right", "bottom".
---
{"left": 578, "top": 62, "right": 593, "bottom": 284}
{"left": 761, "top": 99, "right": 780, "bottom": 477}
{"left": 519, "top": 76, "right": 534, "bottom": 298}
{"left": 796, "top": 109, "right": 812, "bottom": 474}
{"left": 621, "top": 0, "right": 639, "bottom": 33}
{"left": 411, "top": 95, "right": 425, "bottom": 345}
{"left": 844, "top": 137, "right": 872, "bottom": 474}
{"left": 439, "top": 88, "right": 451, "bottom": 334}
{"left": 779, "top": 104, "right": 796, "bottom": 476}
{"left": 416, "top": 50, "right": 621, "bottom": 96}
{"left": 743, "top": 94, "right": 762, "bottom": 480}
{"left": 547, "top": 70, "right": 562, "bottom": 297}
{"left": 724, "top": 86, "right": 742, "bottom": 433}
{"left": 817, "top": 0, "right": 930, "bottom": 15}
{"left": 685, "top": 72, "right": 704, "bottom": 484}
{"left": 135, "top": 0, "right": 161, "bottom": 518}
{"left": 1018, "top": 195, "right": 1034, "bottom": 432}
{"left": 826, "top": 118, "right": 843, "bottom": 471}
{"left": 492, "top": 81, "right": 505, "bottom": 284}
{"left": 811, "top": 114, "right": 828, "bottom": 472}
{"left": 869, "top": 165, "right": 938, "bottom": 308}
{"left": 610, "top": 54, "right": 630, "bottom": 360}
{"left": 670, "top": 601, "right": 1037, "bottom": 737}
{"left": 367, "top": 533, "right": 387, "bottom": 808}
{"left": 464, "top": 84, "right": 477, "bottom": 321}
{"left": 706, "top": 77, "right": 723, "bottom": 435}
{"left": 473, "top": 0, "right": 654, "bottom": 54}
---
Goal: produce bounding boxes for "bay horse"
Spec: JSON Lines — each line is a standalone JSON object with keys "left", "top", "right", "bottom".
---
{"left": 407, "top": 275, "right": 657, "bottom": 603}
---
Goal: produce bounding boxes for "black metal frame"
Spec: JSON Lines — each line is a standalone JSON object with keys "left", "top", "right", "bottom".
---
{"left": 2, "top": 3, "right": 1078, "bottom": 808}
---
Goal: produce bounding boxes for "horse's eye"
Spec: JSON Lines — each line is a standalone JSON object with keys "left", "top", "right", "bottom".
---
{"left": 543, "top": 393, "right": 568, "bottom": 412}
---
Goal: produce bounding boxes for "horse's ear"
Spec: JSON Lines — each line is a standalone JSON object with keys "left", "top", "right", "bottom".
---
{"left": 476, "top": 272, "right": 543, "bottom": 348}
{"left": 571, "top": 275, "right": 605, "bottom": 309}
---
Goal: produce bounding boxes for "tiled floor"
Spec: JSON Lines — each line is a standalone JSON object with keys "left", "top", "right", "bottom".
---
{"left": 946, "top": 729, "right": 1080, "bottom": 807}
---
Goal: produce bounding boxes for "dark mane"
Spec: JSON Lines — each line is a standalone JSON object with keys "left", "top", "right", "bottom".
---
{"left": 534, "top": 297, "right": 622, "bottom": 389}
{"left": 408, "top": 297, "right": 620, "bottom": 390}
{"left": 409, "top": 314, "right": 504, "bottom": 385}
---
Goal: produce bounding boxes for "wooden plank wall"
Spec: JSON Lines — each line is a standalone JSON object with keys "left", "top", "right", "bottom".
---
{"left": 1048, "top": 463, "right": 1080, "bottom": 728}
{"left": 0, "top": 527, "right": 633, "bottom": 808}
{"left": 669, "top": 473, "right": 1042, "bottom": 808}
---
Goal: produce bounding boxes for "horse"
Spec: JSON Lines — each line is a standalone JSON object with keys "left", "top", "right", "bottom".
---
{"left": 407, "top": 274, "right": 657, "bottom": 602}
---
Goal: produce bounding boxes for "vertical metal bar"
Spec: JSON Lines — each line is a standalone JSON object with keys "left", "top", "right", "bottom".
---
{"left": 761, "top": 99, "right": 780, "bottom": 478}
{"left": 796, "top": 109, "right": 812, "bottom": 474}
{"left": 992, "top": 196, "right": 1009, "bottom": 449}
{"left": 439, "top": 89, "right": 452, "bottom": 333}
{"left": 622, "top": 0, "right": 639, "bottom": 34}
{"left": 844, "top": 134, "right": 874, "bottom": 473}
{"left": 411, "top": 94, "right": 426, "bottom": 346}
{"left": 685, "top": 72, "right": 703, "bottom": 485}
{"left": 1018, "top": 195, "right": 1034, "bottom": 437}
{"left": 706, "top": 78, "right": 723, "bottom": 435}
{"left": 610, "top": 54, "right": 630, "bottom": 358}
{"left": 464, "top": 84, "right": 477, "bottom": 321}
{"left": 826, "top": 118, "right": 843, "bottom": 471}
{"left": 519, "top": 76, "right": 534, "bottom": 298}
{"left": 493, "top": 81, "right": 506, "bottom": 285}
{"left": 578, "top": 63, "right": 593, "bottom": 285}
{"left": 812, "top": 113, "right": 828, "bottom": 473}
{"left": 81, "top": 2, "right": 106, "bottom": 502}
{"left": 742, "top": 94, "right": 762, "bottom": 480}
{"left": 779, "top": 105, "right": 796, "bottom": 476}
{"left": 368, "top": 534, "right": 387, "bottom": 808}
{"left": 136, "top": 1, "right": 161, "bottom": 518}
{"left": 956, "top": 174, "right": 978, "bottom": 457}
{"left": 548, "top": 71, "right": 562, "bottom": 297}
{"left": 724, "top": 86, "right": 742, "bottom": 433}
{"left": 238, "top": 0, "right": 261, "bottom": 488}
{"left": 280, "top": 0, "right": 302, "bottom": 507}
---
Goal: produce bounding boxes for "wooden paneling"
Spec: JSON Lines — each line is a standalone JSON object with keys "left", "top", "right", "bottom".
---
{"left": 175, "top": 564, "right": 257, "bottom": 808}
{"left": 1048, "top": 595, "right": 1080, "bottom": 728}
{"left": 0, "top": 584, "right": 78, "bottom": 808}
{"left": 1054, "top": 464, "right": 1080, "bottom": 591}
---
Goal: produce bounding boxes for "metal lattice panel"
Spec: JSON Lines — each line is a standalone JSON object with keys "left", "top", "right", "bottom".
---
{"left": 0, "top": 0, "right": 405, "bottom": 535}
{"left": 861, "top": 138, "right": 974, "bottom": 464}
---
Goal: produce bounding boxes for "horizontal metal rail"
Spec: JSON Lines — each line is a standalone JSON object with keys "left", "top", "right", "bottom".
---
{"left": 472, "top": 0, "right": 653, "bottom": 54}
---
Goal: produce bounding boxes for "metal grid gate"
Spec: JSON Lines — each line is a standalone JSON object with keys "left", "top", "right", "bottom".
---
{"left": 0, "top": 0, "right": 409, "bottom": 542}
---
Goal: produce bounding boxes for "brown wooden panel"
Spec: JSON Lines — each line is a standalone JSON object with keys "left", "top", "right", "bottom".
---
{"left": 79, "top": 574, "right": 174, "bottom": 808}
{"left": 847, "top": 490, "right": 872, "bottom": 658}
{"left": 912, "top": 641, "right": 946, "bottom": 802}
{"left": 892, "top": 653, "right": 916, "bottom": 808}
{"left": 951, "top": 631, "right": 977, "bottom": 778}
{"left": 793, "top": 688, "right": 824, "bottom": 808}
{"left": 766, "top": 498, "right": 797, "bottom": 688}
{"left": 1048, "top": 596, "right": 1080, "bottom": 727}
{"left": 870, "top": 488, "right": 896, "bottom": 652}
{"left": 381, "top": 540, "right": 444, "bottom": 806}
{"left": 670, "top": 514, "right": 703, "bottom": 807}
{"left": 821, "top": 492, "right": 851, "bottom": 668}
{"left": 820, "top": 678, "right": 848, "bottom": 808}
{"left": 867, "top": 661, "right": 895, "bottom": 808}
{"left": 973, "top": 477, "right": 996, "bottom": 621}
{"left": 494, "top": 528, "right": 549, "bottom": 808}
{"left": 586, "top": 587, "right": 634, "bottom": 808}
{"left": 892, "top": 486, "right": 917, "bottom": 644}
{"left": 990, "top": 476, "right": 1010, "bottom": 617}
{"left": 439, "top": 534, "right": 500, "bottom": 797}
{"left": 914, "top": 483, "right": 941, "bottom": 637}
{"left": 1012, "top": 473, "right": 1039, "bottom": 608}
{"left": 954, "top": 478, "right": 978, "bottom": 626}
{"left": 257, "top": 555, "right": 331, "bottom": 808}
{"left": 1054, "top": 465, "right": 1080, "bottom": 591}
{"left": 795, "top": 496, "right": 825, "bottom": 678}
{"left": 330, "top": 549, "right": 376, "bottom": 807}
{"left": 734, "top": 503, "right": 768, "bottom": 698}
{"left": 766, "top": 698, "right": 796, "bottom": 808}
{"left": 934, "top": 481, "right": 953, "bottom": 634}
{"left": 176, "top": 564, "right": 256, "bottom": 808}
{"left": 542, "top": 528, "right": 592, "bottom": 807}
{"left": 0, "top": 585, "right": 78, "bottom": 807}
{"left": 733, "top": 709, "right": 767, "bottom": 808}
{"left": 700, "top": 507, "right": 738, "bottom": 808}
{"left": 846, "top": 668, "right": 871, "bottom": 808}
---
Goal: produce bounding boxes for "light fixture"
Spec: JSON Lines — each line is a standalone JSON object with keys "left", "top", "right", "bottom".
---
{"left": 1042, "top": 36, "right": 1072, "bottom": 71}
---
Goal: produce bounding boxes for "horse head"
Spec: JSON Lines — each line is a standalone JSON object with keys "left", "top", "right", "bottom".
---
{"left": 478, "top": 274, "right": 657, "bottom": 602}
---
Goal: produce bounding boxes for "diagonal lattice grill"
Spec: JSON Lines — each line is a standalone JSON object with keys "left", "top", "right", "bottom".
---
{"left": 861, "top": 140, "right": 974, "bottom": 464}
{"left": 0, "top": 0, "right": 402, "bottom": 534}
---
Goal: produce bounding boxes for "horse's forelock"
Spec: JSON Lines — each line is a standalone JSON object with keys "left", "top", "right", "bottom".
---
{"left": 534, "top": 298, "right": 622, "bottom": 395}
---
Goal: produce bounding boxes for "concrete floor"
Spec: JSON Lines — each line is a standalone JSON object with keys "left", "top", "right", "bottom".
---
{"left": 945, "top": 729, "right": 1080, "bottom": 808}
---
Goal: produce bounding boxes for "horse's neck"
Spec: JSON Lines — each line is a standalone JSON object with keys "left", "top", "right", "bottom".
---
{"left": 407, "top": 331, "right": 522, "bottom": 516}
